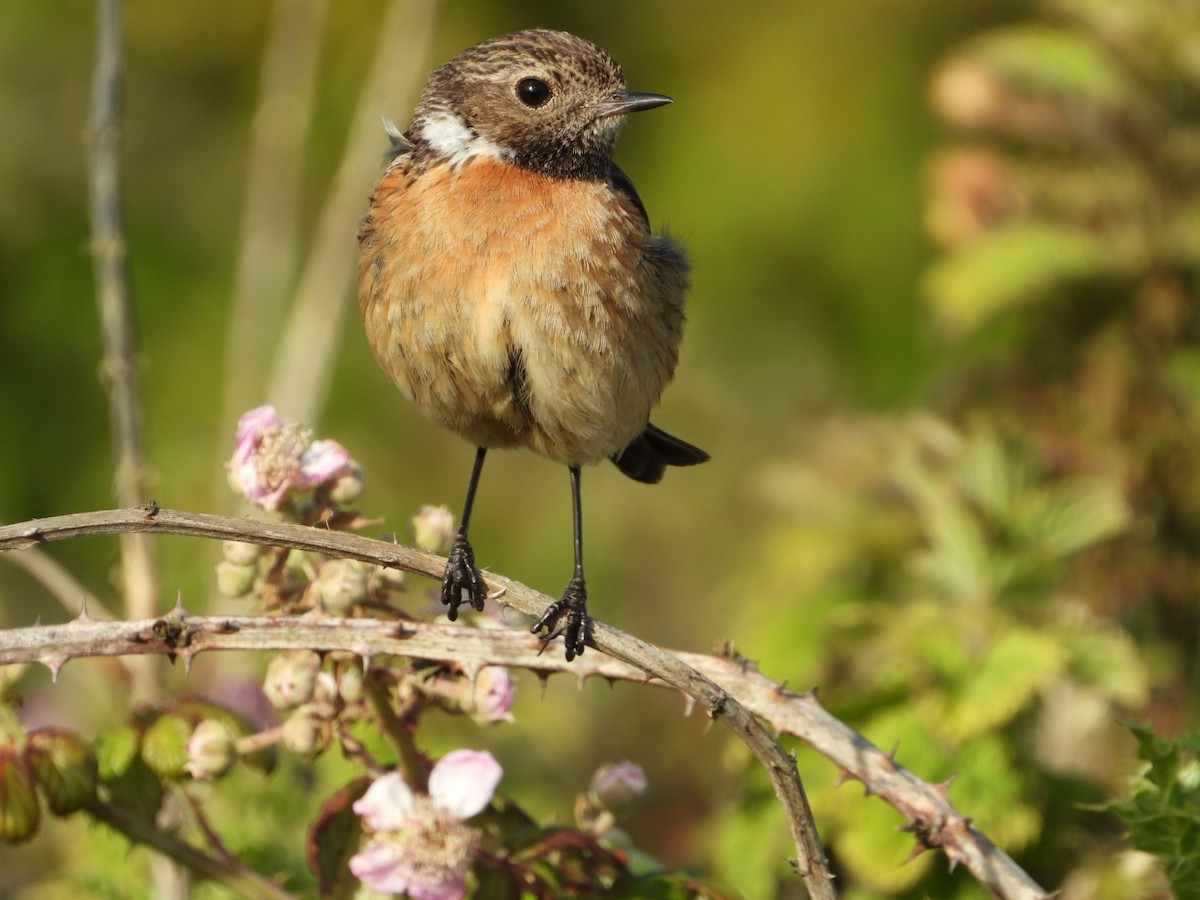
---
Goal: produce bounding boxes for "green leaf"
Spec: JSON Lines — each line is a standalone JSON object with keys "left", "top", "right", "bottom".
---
{"left": 1109, "top": 724, "right": 1200, "bottom": 897}
{"left": 967, "top": 23, "right": 1136, "bottom": 111}
{"left": 94, "top": 725, "right": 139, "bottom": 782}
{"left": 1015, "top": 477, "right": 1130, "bottom": 557}
{"left": 924, "top": 221, "right": 1110, "bottom": 336}
{"left": 942, "top": 627, "right": 1067, "bottom": 741}
{"left": 140, "top": 713, "right": 191, "bottom": 781}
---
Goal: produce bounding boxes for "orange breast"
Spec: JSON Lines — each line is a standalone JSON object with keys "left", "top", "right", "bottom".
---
{"left": 359, "top": 156, "right": 688, "bottom": 465}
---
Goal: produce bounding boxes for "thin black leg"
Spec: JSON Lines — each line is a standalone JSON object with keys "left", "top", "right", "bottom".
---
{"left": 531, "top": 464, "right": 591, "bottom": 660}
{"left": 441, "top": 447, "right": 488, "bottom": 618}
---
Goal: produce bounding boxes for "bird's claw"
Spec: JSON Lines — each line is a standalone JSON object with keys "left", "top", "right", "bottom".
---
{"left": 531, "top": 575, "right": 591, "bottom": 661}
{"left": 441, "top": 529, "right": 486, "bottom": 618}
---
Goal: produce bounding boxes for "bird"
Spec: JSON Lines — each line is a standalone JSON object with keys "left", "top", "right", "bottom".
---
{"left": 358, "top": 29, "right": 707, "bottom": 660}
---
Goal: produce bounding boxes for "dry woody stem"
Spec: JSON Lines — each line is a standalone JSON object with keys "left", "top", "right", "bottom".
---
{"left": 0, "top": 506, "right": 1050, "bottom": 899}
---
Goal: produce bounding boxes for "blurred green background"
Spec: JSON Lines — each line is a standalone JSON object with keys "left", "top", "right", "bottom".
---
{"left": 7, "top": 0, "right": 1198, "bottom": 896}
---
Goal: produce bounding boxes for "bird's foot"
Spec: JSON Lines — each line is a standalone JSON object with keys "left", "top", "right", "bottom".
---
{"left": 531, "top": 575, "right": 591, "bottom": 661}
{"left": 440, "top": 529, "right": 486, "bottom": 619}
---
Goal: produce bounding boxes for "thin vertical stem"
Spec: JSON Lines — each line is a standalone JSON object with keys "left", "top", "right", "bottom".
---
{"left": 86, "top": 0, "right": 159, "bottom": 701}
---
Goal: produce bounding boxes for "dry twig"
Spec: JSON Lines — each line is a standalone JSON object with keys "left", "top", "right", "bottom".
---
{"left": 0, "top": 506, "right": 1051, "bottom": 899}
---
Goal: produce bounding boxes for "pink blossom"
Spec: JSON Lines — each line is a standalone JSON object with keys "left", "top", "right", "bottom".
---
{"left": 349, "top": 750, "right": 502, "bottom": 899}
{"left": 227, "top": 406, "right": 352, "bottom": 510}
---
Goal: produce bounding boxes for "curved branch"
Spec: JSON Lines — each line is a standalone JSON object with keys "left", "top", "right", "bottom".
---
{"left": 0, "top": 507, "right": 1049, "bottom": 899}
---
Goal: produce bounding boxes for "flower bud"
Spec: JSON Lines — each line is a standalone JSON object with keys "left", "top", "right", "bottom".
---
{"left": 327, "top": 462, "right": 366, "bottom": 506}
{"left": 281, "top": 708, "right": 320, "bottom": 756}
{"left": 589, "top": 761, "right": 646, "bottom": 813}
{"left": 25, "top": 729, "right": 98, "bottom": 815}
{"left": 470, "top": 667, "right": 517, "bottom": 725}
{"left": 264, "top": 650, "right": 321, "bottom": 710}
{"left": 338, "top": 661, "right": 365, "bottom": 704}
{"left": 315, "top": 560, "right": 369, "bottom": 615}
{"left": 0, "top": 746, "right": 39, "bottom": 844}
{"left": 215, "top": 560, "right": 257, "bottom": 598}
{"left": 411, "top": 505, "right": 456, "bottom": 555}
{"left": 222, "top": 540, "right": 263, "bottom": 566}
{"left": 184, "top": 720, "right": 237, "bottom": 781}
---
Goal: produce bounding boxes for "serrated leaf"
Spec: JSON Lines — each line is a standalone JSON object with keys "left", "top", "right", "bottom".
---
{"left": 95, "top": 725, "right": 139, "bottom": 782}
{"left": 25, "top": 728, "right": 98, "bottom": 815}
{"left": 140, "top": 714, "right": 191, "bottom": 780}
{"left": 924, "top": 221, "right": 1110, "bottom": 336}
{"left": 1110, "top": 725, "right": 1200, "bottom": 896}
{"left": 1017, "top": 477, "right": 1130, "bottom": 556}
{"left": 942, "top": 628, "right": 1067, "bottom": 741}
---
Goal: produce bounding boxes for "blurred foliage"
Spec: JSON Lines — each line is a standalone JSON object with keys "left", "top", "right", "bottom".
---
{"left": 713, "top": 0, "right": 1200, "bottom": 895}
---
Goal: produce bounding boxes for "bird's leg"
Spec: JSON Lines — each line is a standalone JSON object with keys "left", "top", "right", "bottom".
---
{"left": 531, "top": 465, "right": 592, "bottom": 660}
{"left": 442, "top": 447, "right": 488, "bottom": 618}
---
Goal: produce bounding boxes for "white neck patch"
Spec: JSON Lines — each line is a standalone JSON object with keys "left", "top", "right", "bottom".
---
{"left": 417, "top": 112, "right": 509, "bottom": 167}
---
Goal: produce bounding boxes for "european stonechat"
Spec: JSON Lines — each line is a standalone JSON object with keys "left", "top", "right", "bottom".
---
{"left": 358, "top": 29, "right": 707, "bottom": 660}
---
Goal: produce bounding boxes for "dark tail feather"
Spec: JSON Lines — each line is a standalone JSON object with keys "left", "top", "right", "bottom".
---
{"left": 611, "top": 423, "right": 709, "bottom": 485}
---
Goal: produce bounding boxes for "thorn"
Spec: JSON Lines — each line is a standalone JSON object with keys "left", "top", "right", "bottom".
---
{"left": 34, "top": 615, "right": 43, "bottom": 627}
{"left": 883, "top": 741, "right": 900, "bottom": 770}
{"left": 361, "top": 654, "right": 372, "bottom": 674}
{"left": 173, "top": 590, "right": 188, "bottom": 616}
{"left": 75, "top": 595, "right": 93, "bottom": 622}
{"left": 808, "top": 685, "right": 820, "bottom": 700}
{"left": 681, "top": 695, "right": 697, "bottom": 717}
{"left": 835, "top": 768, "right": 857, "bottom": 787}
{"left": 180, "top": 648, "right": 196, "bottom": 675}
{"left": 41, "top": 654, "right": 68, "bottom": 681}
{"left": 935, "top": 774, "right": 956, "bottom": 799}
{"left": 902, "top": 841, "right": 930, "bottom": 865}
{"left": 947, "top": 857, "right": 958, "bottom": 874}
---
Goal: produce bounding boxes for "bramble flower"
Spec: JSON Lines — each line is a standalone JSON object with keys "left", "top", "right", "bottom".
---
{"left": 227, "top": 406, "right": 352, "bottom": 511}
{"left": 349, "top": 750, "right": 502, "bottom": 899}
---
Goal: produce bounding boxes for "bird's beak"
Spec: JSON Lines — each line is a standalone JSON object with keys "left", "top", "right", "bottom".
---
{"left": 590, "top": 89, "right": 674, "bottom": 119}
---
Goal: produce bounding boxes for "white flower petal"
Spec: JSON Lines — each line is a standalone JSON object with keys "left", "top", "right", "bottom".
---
{"left": 353, "top": 772, "right": 415, "bottom": 831}
{"left": 428, "top": 749, "right": 502, "bottom": 820}
{"left": 348, "top": 839, "right": 411, "bottom": 893}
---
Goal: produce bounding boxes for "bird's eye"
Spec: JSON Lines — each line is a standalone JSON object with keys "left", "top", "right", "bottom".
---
{"left": 516, "top": 77, "right": 552, "bottom": 108}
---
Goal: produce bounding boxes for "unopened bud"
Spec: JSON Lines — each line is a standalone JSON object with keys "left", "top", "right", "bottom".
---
{"left": 185, "top": 720, "right": 237, "bottom": 781}
{"left": 411, "top": 505, "right": 456, "bottom": 555}
{"left": 25, "top": 729, "right": 98, "bottom": 815}
{"left": 0, "top": 746, "right": 39, "bottom": 843}
{"left": 222, "top": 540, "right": 263, "bottom": 566}
{"left": 470, "top": 667, "right": 517, "bottom": 725}
{"left": 338, "top": 661, "right": 365, "bottom": 704}
{"left": 315, "top": 560, "right": 368, "bottom": 615}
{"left": 281, "top": 708, "right": 320, "bottom": 756}
{"left": 263, "top": 650, "right": 321, "bottom": 710}
{"left": 590, "top": 761, "right": 646, "bottom": 813}
{"left": 327, "top": 462, "right": 366, "bottom": 506}
{"left": 216, "top": 561, "right": 257, "bottom": 598}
